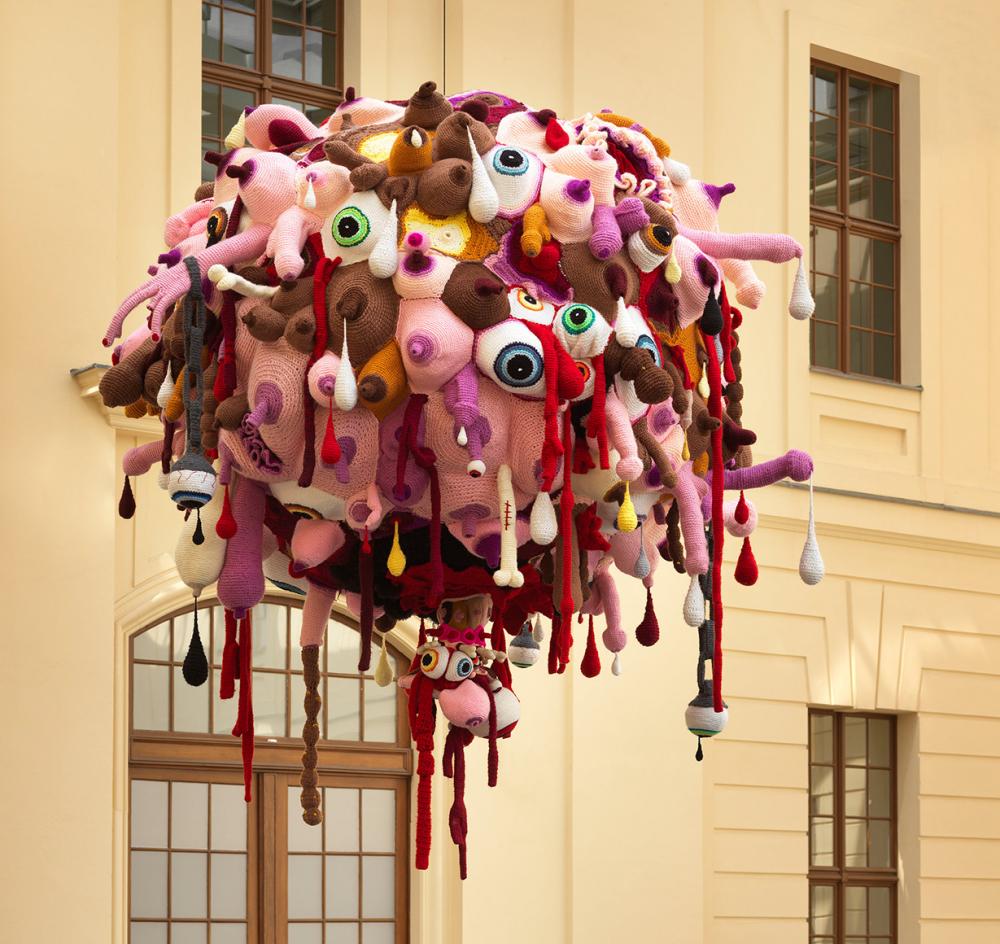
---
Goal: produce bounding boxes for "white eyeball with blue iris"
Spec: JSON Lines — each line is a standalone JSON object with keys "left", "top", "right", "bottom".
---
{"left": 485, "top": 145, "right": 544, "bottom": 217}
{"left": 475, "top": 318, "right": 547, "bottom": 399}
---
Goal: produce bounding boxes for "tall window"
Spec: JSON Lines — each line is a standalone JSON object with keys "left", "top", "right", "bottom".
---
{"left": 810, "top": 61, "right": 900, "bottom": 381}
{"left": 809, "top": 711, "right": 897, "bottom": 944}
{"left": 201, "top": 0, "right": 344, "bottom": 179}
{"left": 129, "top": 598, "right": 410, "bottom": 943}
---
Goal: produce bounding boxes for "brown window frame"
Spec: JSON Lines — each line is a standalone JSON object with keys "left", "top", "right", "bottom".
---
{"left": 128, "top": 596, "right": 412, "bottom": 944}
{"left": 201, "top": 0, "right": 344, "bottom": 173}
{"left": 810, "top": 60, "right": 901, "bottom": 382}
{"left": 808, "top": 710, "right": 898, "bottom": 944}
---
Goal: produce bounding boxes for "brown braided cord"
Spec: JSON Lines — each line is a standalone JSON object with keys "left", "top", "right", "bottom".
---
{"left": 300, "top": 645, "right": 323, "bottom": 825}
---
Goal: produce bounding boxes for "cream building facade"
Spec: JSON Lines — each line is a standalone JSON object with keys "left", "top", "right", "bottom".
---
{"left": 2, "top": 1, "right": 999, "bottom": 942}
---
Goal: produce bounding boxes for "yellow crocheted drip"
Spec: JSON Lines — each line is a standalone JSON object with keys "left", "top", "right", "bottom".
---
{"left": 617, "top": 482, "right": 638, "bottom": 532}
{"left": 520, "top": 203, "right": 550, "bottom": 257}
{"left": 387, "top": 520, "right": 407, "bottom": 577}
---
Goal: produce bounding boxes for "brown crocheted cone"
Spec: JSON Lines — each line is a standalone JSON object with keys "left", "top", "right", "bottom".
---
{"left": 402, "top": 80, "right": 453, "bottom": 129}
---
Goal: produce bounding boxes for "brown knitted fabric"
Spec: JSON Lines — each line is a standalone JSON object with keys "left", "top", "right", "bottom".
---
{"left": 665, "top": 499, "right": 686, "bottom": 574}
{"left": 441, "top": 263, "right": 510, "bottom": 330}
{"left": 634, "top": 416, "right": 678, "bottom": 488}
{"left": 402, "top": 80, "right": 453, "bottom": 129}
{"left": 561, "top": 245, "right": 639, "bottom": 320}
{"left": 430, "top": 111, "right": 494, "bottom": 161}
{"left": 99, "top": 337, "right": 160, "bottom": 408}
{"left": 327, "top": 262, "right": 401, "bottom": 367}
{"left": 215, "top": 393, "right": 249, "bottom": 430}
{"left": 417, "top": 159, "right": 473, "bottom": 217}
{"left": 300, "top": 645, "right": 323, "bottom": 826}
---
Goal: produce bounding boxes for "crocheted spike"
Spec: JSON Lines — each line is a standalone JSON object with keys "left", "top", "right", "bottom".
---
{"left": 789, "top": 256, "right": 816, "bottom": 320}
{"left": 216, "top": 484, "right": 238, "bottom": 539}
{"left": 666, "top": 247, "right": 682, "bottom": 284}
{"left": 734, "top": 535, "right": 758, "bottom": 586}
{"left": 581, "top": 616, "right": 601, "bottom": 677}
{"left": 374, "top": 636, "right": 394, "bottom": 687}
{"left": 119, "top": 476, "right": 136, "bottom": 519}
{"left": 529, "top": 490, "right": 558, "bottom": 546}
{"left": 545, "top": 117, "right": 569, "bottom": 150}
{"left": 636, "top": 587, "right": 661, "bottom": 646}
{"left": 799, "top": 477, "right": 825, "bottom": 585}
{"left": 321, "top": 397, "right": 342, "bottom": 465}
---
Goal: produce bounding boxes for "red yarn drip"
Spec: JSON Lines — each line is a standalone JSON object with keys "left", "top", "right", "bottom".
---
{"left": 299, "top": 255, "right": 340, "bottom": 487}
{"left": 547, "top": 613, "right": 560, "bottom": 674}
{"left": 581, "top": 616, "right": 601, "bottom": 677}
{"left": 321, "top": 395, "right": 341, "bottom": 465}
{"left": 719, "top": 283, "right": 737, "bottom": 384}
{"left": 587, "top": 353, "right": 610, "bottom": 469}
{"left": 408, "top": 674, "right": 437, "bottom": 870}
{"left": 231, "top": 612, "right": 254, "bottom": 801}
{"left": 559, "top": 409, "right": 575, "bottom": 626}
{"left": 524, "top": 323, "right": 564, "bottom": 492}
{"left": 702, "top": 328, "right": 726, "bottom": 712}
{"left": 220, "top": 608, "right": 238, "bottom": 698}
{"left": 358, "top": 531, "right": 374, "bottom": 671}
{"left": 119, "top": 476, "right": 136, "bottom": 519}
{"left": 734, "top": 536, "right": 758, "bottom": 586}
{"left": 216, "top": 484, "right": 238, "bottom": 539}
{"left": 734, "top": 489, "right": 749, "bottom": 525}
{"left": 443, "top": 725, "right": 472, "bottom": 880}
{"left": 489, "top": 609, "right": 513, "bottom": 690}
{"left": 635, "top": 586, "right": 661, "bottom": 646}
{"left": 545, "top": 117, "right": 569, "bottom": 150}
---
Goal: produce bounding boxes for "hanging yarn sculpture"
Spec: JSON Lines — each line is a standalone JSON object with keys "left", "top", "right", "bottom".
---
{"left": 101, "top": 82, "right": 825, "bottom": 876}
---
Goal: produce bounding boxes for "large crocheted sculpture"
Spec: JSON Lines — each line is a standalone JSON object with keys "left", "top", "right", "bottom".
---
{"left": 103, "top": 82, "right": 824, "bottom": 877}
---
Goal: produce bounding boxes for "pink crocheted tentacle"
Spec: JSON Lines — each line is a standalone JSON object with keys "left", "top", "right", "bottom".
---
{"left": 103, "top": 278, "right": 159, "bottom": 347}
{"left": 677, "top": 227, "right": 802, "bottom": 264}
{"left": 298, "top": 581, "right": 337, "bottom": 648}
{"left": 217, "top": 475, "right": 267, "bottom": 618}
{"left": 669, "top": 464, "right": 709, "bottom": 576}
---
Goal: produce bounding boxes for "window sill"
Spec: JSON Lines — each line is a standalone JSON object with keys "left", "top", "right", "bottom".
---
{"left": 809, "top": 366, "right": 922, "bottom": 393}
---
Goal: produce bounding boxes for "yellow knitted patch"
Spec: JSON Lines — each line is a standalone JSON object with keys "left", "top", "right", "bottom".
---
{"left": 357, "top": 131, "right": 400, "bottom": 164}
{"left": 402, "top": 206, "right": 498, "bottom": 260}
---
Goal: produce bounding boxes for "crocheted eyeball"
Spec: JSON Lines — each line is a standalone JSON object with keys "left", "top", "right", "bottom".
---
{"left": 168, "top": 453, "right": 218, "bottom": 509}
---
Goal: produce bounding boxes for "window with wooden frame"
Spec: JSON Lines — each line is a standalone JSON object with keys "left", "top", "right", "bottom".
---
{"left": 128, "top": 598, "right": 411, "bottom": 944}
{"left": 809, "top": 711, "right": 897, "bottom": 944}
{"left": 201, "top": 0, "right": 344, "bottom": 180}
{"left": 810, "top": 61, "right": 900, "bottom": 381}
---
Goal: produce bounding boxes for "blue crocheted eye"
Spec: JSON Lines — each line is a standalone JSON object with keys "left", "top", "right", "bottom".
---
{"left": 445, "top": 652, "right": 475, "bottom": 682}
{"left": 637, "top": 334, "right": 662, "bottom": 367}
{"left": 560, "top": 303, "right": 597, "bottom": 336}
{"left": 331, "top": 206, "right": 370, "bottom": 247}
{"left": 493, "top": 147, "right": 529, "bottom": 176}
{"left": 494, "top": 342, "right": 544, "bottom": 388}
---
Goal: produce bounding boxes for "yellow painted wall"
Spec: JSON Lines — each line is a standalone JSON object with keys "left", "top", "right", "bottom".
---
{"left": 1, "top": 1, "right": 999, "bottom": 942}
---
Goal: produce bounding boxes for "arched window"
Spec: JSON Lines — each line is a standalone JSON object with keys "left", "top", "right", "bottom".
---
{"left": 128, "top": 597, "right": 411, "bottom": 944}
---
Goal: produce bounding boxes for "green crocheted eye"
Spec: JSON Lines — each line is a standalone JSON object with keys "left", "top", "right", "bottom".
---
{"left": 560, "top": 303, "right": 597, "bottom": 336}
{"left": 331, "top": 206, "right": 370, "bottom": 247}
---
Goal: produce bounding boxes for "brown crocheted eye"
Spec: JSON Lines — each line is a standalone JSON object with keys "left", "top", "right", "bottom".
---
{"left": 284, "top": 503, "right": 321, "bottom": 521}
{"left": 645, "top": 223, "right": 673, "bottom": 253}
{"left": 419, "top": 645, "right": 448, "bottom": 679}
{"left": 206, "top": 206, "right": 229, "bottom": 246}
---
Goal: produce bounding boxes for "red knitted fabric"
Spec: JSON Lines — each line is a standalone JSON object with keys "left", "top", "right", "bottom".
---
{"left": 734, "top": 536, "right": 758, "bottom": 586}
{"left": 559, "top": 409, "right": 575, "bottom": 625}
{"left": 581, "top": 615, "right": 601, "bottom": 677}
{"left": 587, "top": 353, "right": 610, "bottom": 469}
{"left": 230, "top": 611, "right": 254, "bottom": 801}
{"left": 216, "top": 484, "right": 238, "bottom": 539}
{"left": 408, "top": 674, "right": 437, "bottom": 870}
{"left": 220, "top": 608, "right": 238, "bottom": 699}
{"left": 358, "top": 530, "right": 374, "bottom": 671}
{"left": 321, "top": 394, "right": 342, "bottom": 464}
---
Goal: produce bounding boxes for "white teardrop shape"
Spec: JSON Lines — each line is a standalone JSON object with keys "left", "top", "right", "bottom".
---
{"left": 529, "top": 490, "right": 558, "bottom": 546}
{"left": 367, "top": 199, "right": 399, "bottom": 279}
{"left": 467, "top": 127, "right": 500, "bottom": 223}
{"left": 665, "top": 246, "right": 682, "bottom": 284}
{"left": 799, "top": 478, "right": 825, "bottom": 584}
{"left": 224, "top": 109, "right": 246, "bottom": 150}
{"left": 456, "top": 426, "right": 468, "bottom": 447}
{"left": 157, "top": 370, "right": 175, "bottom": 409}
{"left": 304, "top": 177, "right": 317, "bottom": 210}
{"left": 663, "top": 157, "right": 691, "bottom": 186}
{"left": 613, "top": 296, "right": 639, "bottom": 347}
{"left": 374, "top": 637, "right": 394, "bottom": 687}
{"left": 612, "top": 652, "right": 623, "bottom": 676}
{"left": 789, "top": 256, "right": 816, "bottom": 320}
{"left": 410, "top": 128, "right": 422, "bottom": 148}
{"left": 532, "top": 614, "right": 545, "bottom": 643}
{"left": 697, "top": 368, "right": 710, "bottom": 399}
{"left": 633, "top": 540, "right": 650, "bottom": 579}
{"left": 334, "top": 331, "right": 358, "bottom": 411}
{"left": 683, "top": 574, "right": 705, "bottom": 627}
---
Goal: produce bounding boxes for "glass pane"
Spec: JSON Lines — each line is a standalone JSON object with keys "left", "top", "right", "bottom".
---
{"left": 869, "top": 718, "right": 892, "bottom": 766}
{"left": 202, "top": 140, "right": 218, "bottom": 182}
{"left": 849, "top": 125, "right": 870, "bottom": 171}
{"left": 849, "top": 77, "right": 870, "bottom": 123}
{"left": 361, "top": 791, "right": 395, "bottom": 853}
{"left": 362, "top": 925, "right": 394, "bottom": 944}
{"left": 211, "top": 853, "right": 247, "bottom": 919}
{"left": 174, "top": 665, "right": 210, "bottom": 734}
{"left": 328, "top": 925, "right": 359, "bottom": 944}
{"left": 812, "top": 226, "right": 839, "bottom": 276}
{"left": 812, "top": 160, "right": 838, "bottom": 208}
{"left": 131, "top": 780, "right": 168, "bottom": 849}
{"left": 849, "top": 235, "right": 872, "bottom": 281}
{"left": 812, "top": 321, "right": 838, "bottom": 371}
{"left": 252, "top": 605, "right": 288, "bottom": 669}
{"left": 873, "top": 333, "right": 895, "bottom": 380}
{"left": 133, "top": 663, "right": 170, "bottom": 731}
{"left": 288, "top": 925, "right": 323, "bottom": 944}
{"left": 305, "top": 104, "right": 332, "bottom": 127}
{"left": 272, "top": 20, "right": 304, "bottom": 80}
{"left": 175, "top": 612, "right": 196, "bottom": 660}
{"left": 845, "top": 885, "right": 866, "bottom": 935}
{"left": 202, "top": 3, "right": 221, "bottom": 60}
{"left": 274, "top": 0, "right": 303, "bottom": 20}
{"left": 845, "top": 766, "right": 866, "bottom": 817}
{"left": 131, "top": 924, "right": 167, "bottom": 944}
{"left": 172, "top": 782, "right": 209, "bottom": 849}
{"left": 131, "top": 850, "right": 168, "bottom": 918}
{"left": 849, "top": 172, "right": 871, "bottom": 218}
{"left": 811, "top": 883, "right": 835, "bottom": 936}
{"left": 211, "top": 785, "right": 247, "bottom": 851}
{"left": 225, "top": 0, "right": 257, "bottom": 8}
{"left": 327, "top": 677, "right": 361, "bottom": 740}
{"left": 813, "top": 274, "right": 839, "bottom": 324}
{"left": 873, "top": 130, "right": 894, "bottom": 177}
{"left": 812, "top": 67, "right": 838, "bottom": 115}
{"left": 172, "top": 925, "right": 207, "bottom": 944}
{"left": 844, "top": 818, "right": 866, "bottom": 867}
{"left": 326, "top": 855, "right": 359, "bottom": 919}
{"left": 273, "top": 96, "right": 306, "bottom": 110}
{"left": 214, "top": 671, "right": 237, "bottom": 735}
{"left": 810, "top": 714, "right": 834, "bottom": 763}
{"left": 870, "top": 819, "right": 892, "bottom": 867}
{"left": 289, "top": 607, "right": 303, "bottom": 650}
{"left": 288, "top": 855, "right": 323, "bottom": 919}
{"left": 212, "top": 923, "right": 247, "bottom": 944}
{"left": 814, "top": 114, "right": 838, "bottom": 163}
{"left": 873, "top": 84, "right": 894, "bottom": 129}
{"left": 844, "top": 716, "right": 867, "bottom": 764}
{"left": 850, "top": 283, "right": 871, "bottom": 328}
{"left": 850, "top": 328, "right": 871, "bottom": 375}
{"left": 811, "top": 766, "right": 834, "bottom": 816}
{"left": 172, "top": 852, "right": 208, "bottom": 918}
{"left": 872, "top": 240, "right": 894, "bottom": 287}
{"left": 289, "top": 786, "right": 324, "bottom": 853}
{"left": 253, "top": 671, "right": 287, "bottom": 737}
{"left": 870, "top": 886, "right": 891, "bottom": 933}
{"left": 361, "top": 857, "right": 394, "bottom": 919}
{"left": 135, "top": 621, "right": 171, "bottom": 661}
{"left": 223, "top": 10, "right": 256, "bottom": 68}
{"left": 363, "top": 680, "right": 396, "bottom": 742}
{"left": 325, "top": 788, "right": 360, "bottom": 852}
{"left": 327, "top": 621, "right": 362, "bottom": 674}
{"left": 873, "top": 176, "right": 894, "bottom": 224}
{"left": 223, "top": 87, "right": 255, "bottom": 147}
{"left": 305, "top": 30, "right": 335, "bottom": 86}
